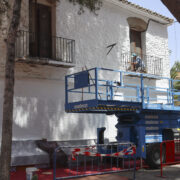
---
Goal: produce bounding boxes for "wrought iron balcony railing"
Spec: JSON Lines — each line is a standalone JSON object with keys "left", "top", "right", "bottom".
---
{"left": 121, "top": 52, "right": 163, "bottom": 76}
{"left": 15, "top": 30, "right": 75, "bottom": 65}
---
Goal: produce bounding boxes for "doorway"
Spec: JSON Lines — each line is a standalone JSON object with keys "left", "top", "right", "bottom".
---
{"left": 29, "top": 1, "right": 52, "bottom": 58}
{"left": 130, "top": 29, "right": 142, "bottom": 56}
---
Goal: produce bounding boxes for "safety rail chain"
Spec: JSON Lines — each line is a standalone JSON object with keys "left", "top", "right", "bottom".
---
{"left": 159, "top": 139, "right": 180, "bottom": 178}
{"left": 53, "top": 143, "right": 136, "bottom": 180}
{"left": 65, "top": 67, "right": 180, "bottom": 111}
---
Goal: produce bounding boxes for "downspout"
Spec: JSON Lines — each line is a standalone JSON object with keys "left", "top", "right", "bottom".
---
{"left": 141, "top": 18, "right": 171, "bottom": 33}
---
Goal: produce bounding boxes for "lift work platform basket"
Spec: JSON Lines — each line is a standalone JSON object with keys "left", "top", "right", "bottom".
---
{"left": 65, "top": 67, "right": 180, "bottom": 114}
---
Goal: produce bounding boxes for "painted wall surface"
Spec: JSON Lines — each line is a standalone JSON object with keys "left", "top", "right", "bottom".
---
{"left": 0, "top": 77, "right": 117, "bottom": 141}
{"left": 0, "top": 0, "right": 171, "bottom": 142}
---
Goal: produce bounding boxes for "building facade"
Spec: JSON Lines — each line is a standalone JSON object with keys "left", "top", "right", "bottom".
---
{"left": 0, "top": 0, "right": 173, "bottom": 158}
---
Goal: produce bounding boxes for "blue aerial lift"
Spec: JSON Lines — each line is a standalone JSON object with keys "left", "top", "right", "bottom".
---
{"left": 65, "top": 67, "right": 180, "bottom": 168}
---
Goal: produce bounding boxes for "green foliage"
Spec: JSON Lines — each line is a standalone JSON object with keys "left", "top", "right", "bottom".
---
{"left": 170, "top": 61, "right": 180, "bottom": 106}
{"left": 171, "top": 61, "right": 180, "bottom": 79}
{"left": 170, "top": 61, "right": 180, "bottom": 90}
{"left": 68, "top": 0, "right": 102, "bottom": 14}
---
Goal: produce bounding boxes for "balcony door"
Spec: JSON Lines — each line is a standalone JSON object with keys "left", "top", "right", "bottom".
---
{"left": 130, "top": 29, "right": 142, "bottom": 57}
{"left": 38, "top": 4, "right": 52, "bottom": 58}
{"left": 29, "top": 2, "right": 52, "bottom": 58}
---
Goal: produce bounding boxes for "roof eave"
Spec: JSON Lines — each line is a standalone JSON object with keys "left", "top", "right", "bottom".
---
{"left": 105, "top": 0, "right": 173, "bottom": 25}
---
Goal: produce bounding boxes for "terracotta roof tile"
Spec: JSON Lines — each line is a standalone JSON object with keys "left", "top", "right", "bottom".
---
{"left": 118, "top": 0, "right": 174, "bottom": 23}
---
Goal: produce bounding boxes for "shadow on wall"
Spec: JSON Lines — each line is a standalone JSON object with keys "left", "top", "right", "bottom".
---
{"left": 12, "top": 79, "right": 107, "bottom": 141}
{"left": 145, "top": 20, "right": 168, "bottom": 64}
{"left": 147, "top": 20, "right": 168, "bottom": 39}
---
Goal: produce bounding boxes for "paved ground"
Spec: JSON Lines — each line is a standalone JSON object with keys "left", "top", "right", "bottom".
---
{"left": 74, "top": 174, "right": 129, "bottom": 180}
{"left": 75, "top": 165, "right": 180, "bottom": 180}
{"left": 11, "top": 164, "right": 180, "bottom": 180}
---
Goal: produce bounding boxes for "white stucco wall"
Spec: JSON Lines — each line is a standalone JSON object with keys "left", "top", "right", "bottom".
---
{"left": 0, "top": 77, "right": 117, "bottom": 141}
{"left": 0, "top": 0, "right": 171, "bottom": 142}
{"left": 145, "top": 21, "right": 170, "bottom": 77}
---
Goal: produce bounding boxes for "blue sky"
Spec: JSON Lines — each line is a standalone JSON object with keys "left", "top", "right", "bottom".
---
{"left": 128, "top": 0, "right": 180, "bottom": 67}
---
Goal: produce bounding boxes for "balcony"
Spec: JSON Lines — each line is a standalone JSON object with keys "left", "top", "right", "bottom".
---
{"left": 121, "top": 52, "right": 163, "bottom": 76}
{"left": 15, "top": 30, "right": 75, "bottom": 67}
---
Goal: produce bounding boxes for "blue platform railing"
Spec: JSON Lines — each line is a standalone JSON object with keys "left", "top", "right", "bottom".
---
{"left": 65, "top": 67, "right": 180, "bottom": 111}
